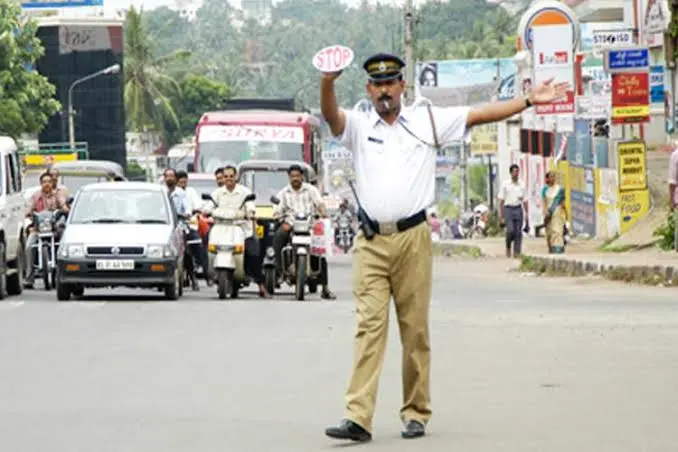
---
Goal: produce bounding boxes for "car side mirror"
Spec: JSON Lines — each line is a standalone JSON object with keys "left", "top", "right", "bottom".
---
{"left": 186, "top": 163, "right": 195, "bottom": 173}
{"left": 270, "top": 195, "right": 280, "bottom": 205}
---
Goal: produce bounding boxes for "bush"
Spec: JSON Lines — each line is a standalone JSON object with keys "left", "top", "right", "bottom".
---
{"left": 653, "top": 213, "right": 675, "bottom": 251}
{"left": 485, "top": 210, "right": 502, "bottom": 237}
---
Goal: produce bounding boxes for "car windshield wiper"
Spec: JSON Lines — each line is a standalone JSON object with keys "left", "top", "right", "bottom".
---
{"left": 87, "top": 218, "right": 124, "bottom": 223}
{"left": 135, "top": 219, "right": 168, "bottom": 224}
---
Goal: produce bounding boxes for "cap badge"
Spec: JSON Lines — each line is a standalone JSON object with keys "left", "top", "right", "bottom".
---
{"left": 378, "top": 61, "right": 386, "bottom": 72}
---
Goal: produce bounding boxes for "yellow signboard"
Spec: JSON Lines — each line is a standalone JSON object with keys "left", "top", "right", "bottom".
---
{"left": 612, "top": 105, "right": 650, "bottom": 118}
{"left": 617, "top": 141, "right": 647, "bottom": 191}
{"left": 23, "top": 152, "right": 78, "bottom": 167}
{"left": 470, "top": 123, "right": 498, "bottom": 155}
{"left": 619, "top": 189, "right": 650, "bottom": 233}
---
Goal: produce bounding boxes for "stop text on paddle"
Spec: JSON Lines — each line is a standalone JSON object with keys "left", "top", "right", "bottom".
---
{"left": 313, "top": 45, "right": 354, "bottom": 73}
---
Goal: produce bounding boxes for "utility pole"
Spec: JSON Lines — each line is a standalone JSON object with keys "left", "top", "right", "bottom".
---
{"left": 403, "top": 0, "right": 415, "bottom": 105}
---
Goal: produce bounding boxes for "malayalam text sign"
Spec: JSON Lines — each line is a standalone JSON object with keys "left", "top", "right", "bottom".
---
{"left": 617, "top": 141, "right": 647, "bottom": 191}
{"left": 470, "top": 123, "right": 498, "bottom": 155}
{"left": 611, "top": 72, "right": 650, "bottom": 124}
{"left": 605, "top": 48, "right": 650, "bottom": 72}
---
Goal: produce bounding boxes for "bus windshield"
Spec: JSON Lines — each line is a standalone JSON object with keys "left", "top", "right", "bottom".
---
{"left": 197, "top": 141, "right": 304, "bottom": 173}
{"left": 239, "top": 170, "right": 291, "bottom": 203}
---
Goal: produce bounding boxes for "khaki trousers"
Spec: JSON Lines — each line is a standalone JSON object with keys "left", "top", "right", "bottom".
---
{"left": 344, "top": 221, "right": 433, "bottom": 433}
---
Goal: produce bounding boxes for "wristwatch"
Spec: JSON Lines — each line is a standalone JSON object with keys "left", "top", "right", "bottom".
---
{"left": 524, "top": 95, "right": 533, "bottom": 108}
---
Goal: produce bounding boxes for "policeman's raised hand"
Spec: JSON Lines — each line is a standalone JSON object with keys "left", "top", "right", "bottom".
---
{"left": 321, "top": 71, "right": 342, "bottom": 81}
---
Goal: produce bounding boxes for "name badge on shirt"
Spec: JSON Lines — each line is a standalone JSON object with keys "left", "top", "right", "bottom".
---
{"left": 367, "top": 136, "right": 383, "bottom": 144}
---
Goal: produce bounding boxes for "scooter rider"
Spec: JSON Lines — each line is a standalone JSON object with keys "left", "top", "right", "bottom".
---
{"left": 206, "top": 165, "right": 271, "bottom": 298}
{"left": 24, "top": 172, "right": 70, "bottom": 289}
{"left": 333, "top": 200, "right": 354, "bottom": 244}
{"left": 176, "top": 170, "right": 210, "bottom": 280}
{"left": 272, "top": 164, "right": 337, "bottom": 300}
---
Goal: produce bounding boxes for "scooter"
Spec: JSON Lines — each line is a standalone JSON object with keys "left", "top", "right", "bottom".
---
{"left": 201, "top": 192, "right": 256, "bottom": 300}
{"left": 335, "top": 216, "right": 353, "bottom": 253}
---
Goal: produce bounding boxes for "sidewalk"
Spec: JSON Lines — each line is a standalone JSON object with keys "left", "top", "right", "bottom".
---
{"left": 437, "top": 237, "right": 678, "bottom": 287}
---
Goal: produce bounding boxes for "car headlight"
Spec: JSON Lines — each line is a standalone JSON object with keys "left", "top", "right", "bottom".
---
{"left": 59, "top": 244, "right": 85, "bottom": 258}
{"left": 147, "top": 244, "right": 173, "bottom": 258}
{"left": 38, "top": 220, "right": 52, "bottom": 233}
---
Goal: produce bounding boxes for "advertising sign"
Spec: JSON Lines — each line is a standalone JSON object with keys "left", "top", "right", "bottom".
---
{"left": 604, "top": 48, "right": 650, "bottom": 72}
{"left": 531, "top": 24, "right": 575, "bottom": 115}
{"left": 569, "top": 164, "right": 596, "bottom": 237}
{"left": 470, "top": 123, "right": 498, "bottom": 155}
{"left": 619, "top": 190, "right": 650, "bottom": 233}
{"left": 611, "top": 72, "right": 650, "bottom": 124}
{"left": 643, "top": 0, "right": 666, "bottom": 47}
{"left": 617, "top": 141, "right": 648, "bottom": 191}
{"left": 592, "top": 29, "right": 634, "bottom": 53}
{"left": 21, "top": 0, "right": 102, "bottom": 7}
{"left": 517, "top": 0, "right": 580, "bottom": 51}
{"left": 650, "top": 65, "right": 665, "bottom": 104}
{"left": 575, "top": 95, "right": 611, "bottom": 119}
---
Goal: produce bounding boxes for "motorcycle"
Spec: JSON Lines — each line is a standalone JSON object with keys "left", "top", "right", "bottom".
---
{"left": 335, "top": 216, "right": 353, "bottom": 253}
{"left": 268, "top": 196, "right": 326, "bottom": 301}
{"left": 31, "top": 210, "right": 64, "bottom": 291}
{"left": 201, "top": 192, "right": 256, "bottom": 300}
{"left": 180, "top": 217, "right": 202, "bottom": 291}
{"left": 470, "top": 204, "right": 489, "bottom": 239}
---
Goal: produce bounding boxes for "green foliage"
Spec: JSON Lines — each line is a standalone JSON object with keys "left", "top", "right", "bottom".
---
{"left": 163, "top": 74, "right": 230, "bottom": 146}
{"left": 0, "top": 0, "right": 60, "bottom": 138}
{"left": 126, "top": 160, "right": 148, "bottom": 181}
{"left": 141, "top": 0, "right": 515, "bottom": 108}
{"left": 653, "top": 213, "right": 676, "bottom": 251}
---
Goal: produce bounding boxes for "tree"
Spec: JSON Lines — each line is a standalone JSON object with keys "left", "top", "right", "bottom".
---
{"left": 123, "top": 6, "right": 190, "bottom": 140}
{"left": 164, "top": 74, "right": 231, "bottom": 146}
{"left": 0, "top": 0, "right": 60, "bottom": 139}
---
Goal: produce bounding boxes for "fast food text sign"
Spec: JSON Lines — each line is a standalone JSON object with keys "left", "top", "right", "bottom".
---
{"left": 313, "top": 45, "right": 354, "bottom": 72}
{"left": 611, "top": 73, "right": 650, "bottom": 124}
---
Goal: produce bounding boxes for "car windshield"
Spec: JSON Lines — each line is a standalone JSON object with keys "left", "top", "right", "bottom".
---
{"left": 239, "top": 170, "right": 291, "bottom": 203}
{"left": 70, "top": 189, "right": 170, "bottom": 224}
{"left": 197, "top": 141, "right": 304, "bottom": 173}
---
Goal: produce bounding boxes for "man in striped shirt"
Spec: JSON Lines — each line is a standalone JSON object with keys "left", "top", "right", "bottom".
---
{"left": 273, "top": 164, "right": 336, "bottom": 299}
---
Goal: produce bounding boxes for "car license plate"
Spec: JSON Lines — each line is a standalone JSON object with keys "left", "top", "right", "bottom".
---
{"left": 96, "top": 259, "right": 135, "bottom": 270}
{"left": 256, "top": 225, "right": 264, "bottom": 238}
{"left": 292, "top": 235, "right": 312, "bottom": 245}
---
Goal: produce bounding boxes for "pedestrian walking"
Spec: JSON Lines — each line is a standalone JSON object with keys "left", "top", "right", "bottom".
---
{"left": 498, "top": 164, "right": 528, "bottom": 258}
{"left": 319, "top": 52, "right": 569, "bottom": 442}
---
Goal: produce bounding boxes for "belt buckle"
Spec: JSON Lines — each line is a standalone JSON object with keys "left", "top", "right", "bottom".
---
{"left": 379, "top": 221, "right": 397, "bottom": 235}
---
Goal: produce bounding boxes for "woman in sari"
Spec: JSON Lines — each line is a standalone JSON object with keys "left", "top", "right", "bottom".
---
{"left": 541, "top": 171, "right": 567, "bottom": 254}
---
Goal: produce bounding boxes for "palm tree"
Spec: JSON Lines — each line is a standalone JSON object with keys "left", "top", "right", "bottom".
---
{"left": 123, "top": 6, "right": 190, "bottom": 139}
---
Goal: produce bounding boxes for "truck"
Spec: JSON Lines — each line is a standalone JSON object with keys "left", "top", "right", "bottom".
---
{"left": 192, "top": 97, "right": 324, "bottom": 176}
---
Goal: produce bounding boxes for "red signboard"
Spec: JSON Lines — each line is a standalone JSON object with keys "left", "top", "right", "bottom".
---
{"left": 611, "top": 72, "right": 650, "bottom": 124}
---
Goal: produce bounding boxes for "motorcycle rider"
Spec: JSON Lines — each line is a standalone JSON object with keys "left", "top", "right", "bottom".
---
{"left": 47, "top": 167, "right": 69, "bottom": 198}
{"left": 205, "top": 165, "right": 271, "bottom": 298}
{"left": 214, "top": 167, "right": 225, "bottom": 190}
{"left": 24, "top": 172, "right": 70, "bottom": 289}
{"left": 333, "top": 200, "right": 354, "bottom": 247}
{"left": 176, "top": 170, "right": 210, "bottom": 283}
{"left": 272, "top": 164, "right": 336, "bottom": 300}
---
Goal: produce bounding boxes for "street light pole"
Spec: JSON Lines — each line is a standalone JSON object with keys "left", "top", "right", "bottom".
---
{"left": 68, "top": 63, "right": 121, "bottom": 153}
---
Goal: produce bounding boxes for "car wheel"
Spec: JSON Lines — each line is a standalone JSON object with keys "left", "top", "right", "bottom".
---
{"left": 72, "top": 284, "right": 84, "bottom": 298}
{"left": 56, "top": 278, "right": 71, "bottom": 301}
{"left": 0, "top": 242, "right": 8, "bottom": 300}
{"left": 7, "top": 241, "right": 24, "bottom": 296}
{"left": 164, "top": 267, "right": 180, "bottom": 301}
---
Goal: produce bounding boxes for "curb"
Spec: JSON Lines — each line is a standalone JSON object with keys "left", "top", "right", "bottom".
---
{"left": 433, "top": 242, "right": 483, "bottom": 258}
{"left": 519, "top": 255, "right": 678, "bottom": 287}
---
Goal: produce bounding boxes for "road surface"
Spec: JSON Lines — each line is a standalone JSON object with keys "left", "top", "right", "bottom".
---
{"left": 0, "top": 255, "right": 676, "bottom": 452}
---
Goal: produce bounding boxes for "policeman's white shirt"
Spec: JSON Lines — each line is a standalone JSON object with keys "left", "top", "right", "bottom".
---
{"left": 204, "top": 183, "right": 257, "bottom": 237}
{"left": 497, "top": 179, "right": 526, "bottom": 207}
{"left": 338, "top": 102, "right": 470, "bottom": 223}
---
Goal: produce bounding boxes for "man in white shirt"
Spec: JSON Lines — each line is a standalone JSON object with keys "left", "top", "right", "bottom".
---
{"left": 204, "top": 165, "right": 271, "bottom": 298}
{"left": 177, "top": 170, "right": 209, "bottom": 279}
{"left": 497, "top": 163, "right": 528, "bottom": 258}
{"left": 320, "top": 52, "right": 569, "bottom": 442}
{"left": 272, "top": 164, "right": 335, "bottom": 299}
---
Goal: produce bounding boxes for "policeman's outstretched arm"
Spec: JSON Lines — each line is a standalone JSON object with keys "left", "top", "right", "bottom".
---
{"left": 320, "top": 72, "right": 346, "bottom": 137}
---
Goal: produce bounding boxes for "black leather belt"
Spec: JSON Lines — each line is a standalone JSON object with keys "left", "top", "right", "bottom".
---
{"left": 368, "top": 210, "right": 427, "bottom": 235}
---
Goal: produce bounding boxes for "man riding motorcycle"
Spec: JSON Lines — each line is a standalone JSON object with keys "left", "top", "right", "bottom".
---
{"left": 272, "top": 164, "right": 336, "bottom": 300}
{"left": 205, "top": 165, "right": 271, "bottom": 298}
{"left": 333, "top": 201, "right": 354, "bottom": 247}
{"left": 24, "top": 172, "right": 70, "bottom": 288}
{"left": 176, "top": 170, "right": 209, "bottom": 281}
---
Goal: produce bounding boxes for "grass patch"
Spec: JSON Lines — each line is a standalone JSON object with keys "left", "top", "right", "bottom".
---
{"left": 433, "top": 243, "right": 483, "bottom": 258}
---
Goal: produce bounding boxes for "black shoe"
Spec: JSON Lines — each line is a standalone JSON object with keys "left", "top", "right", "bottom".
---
{"left": 325, "top": 419, "right": 371, "bottom": 442}
{"left": 401, "top": 420, "right": 425, "bottom": 439}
